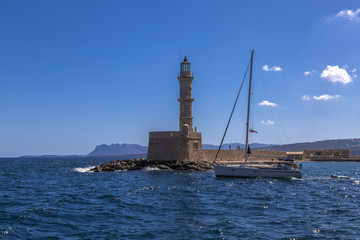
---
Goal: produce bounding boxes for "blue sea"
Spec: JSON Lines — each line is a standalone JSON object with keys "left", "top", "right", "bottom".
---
{"left": 1, "top": 157, "right": 360, "bottom": 239}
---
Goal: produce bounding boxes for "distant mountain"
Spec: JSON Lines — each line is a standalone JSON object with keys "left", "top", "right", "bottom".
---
{"left": 87, "top": 142, "right": 273, "bottom": 156}
{"left": 262, "top": 138, "right": 360, "bottom": 156}
{"left": 19, "top": 155, "right": 86, "bottom": 158}
{"left": 88, "top": 144, "right": 148, "bottom": 156}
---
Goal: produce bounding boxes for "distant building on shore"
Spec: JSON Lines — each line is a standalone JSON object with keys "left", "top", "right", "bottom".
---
{"left": 286, "top": 149, "right": 350, "bottom": 161}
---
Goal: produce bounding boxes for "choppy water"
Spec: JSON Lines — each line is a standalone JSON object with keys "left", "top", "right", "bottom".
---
{"left": 1, "top": 157, "right": 360, "bottom": 239}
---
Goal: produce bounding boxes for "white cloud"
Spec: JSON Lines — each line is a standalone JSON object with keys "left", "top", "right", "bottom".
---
{"left": 333, "top": 8, "right": 360, "bottom": 22}
{"left": 352, "top": 68, "right": 357, "bottom": 73}
{"left": 301, "top": 94, "right": 341, "bottom": 101}
{"left": 261, "top": 120, "right": 275, "bottom": 125}
{"left": 320, "top": 65, "right": 352, "bottom": 85}
{"left": 304, "top": 70, "right": 317, "bottom": 76}
{"left": 313, "top": 94, "right": 341, "bottom": 101}
{"left": 301, "top": 95, "right": 311, "bottom": 101}
{"left": 273, "top": 66, "right": 282, "bottom": 71}
{"left": 262, "top": 64, "right": 282, "bottom": 72}
{"left": 258, "top": 100, "right": 278, "bottom": 107}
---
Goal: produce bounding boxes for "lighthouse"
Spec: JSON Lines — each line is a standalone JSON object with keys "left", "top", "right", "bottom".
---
{"left": 146, "top": 56, "right": 204, "bottom": 162}
{"left": 178, "top": 56, "right": 194, "bottom": 133}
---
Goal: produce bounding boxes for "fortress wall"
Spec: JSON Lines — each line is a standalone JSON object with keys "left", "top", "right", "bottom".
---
{"left": 250, "top": 150, "right": 286, "bottom": 157}
{"left": 202, "top": 149, "right": 352, "bottom": 162}
{"left": 286, "top": 152, "right": 304, "bottom": 160}
{"left": 303, "top": 149, "right": 350, "bottom": 159}
{"left": 203, "top": 150, "right": 244, "bottom": 162}
{"left": 203, "top": 149, "right": 287, "bottom": 162}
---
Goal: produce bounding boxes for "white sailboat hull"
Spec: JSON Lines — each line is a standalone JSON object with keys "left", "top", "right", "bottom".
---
{"left": 214, "top": 51, "right": 303, "bottom": 179}
{"left": 214, "top": 165, "right": 302, "bottom": 178}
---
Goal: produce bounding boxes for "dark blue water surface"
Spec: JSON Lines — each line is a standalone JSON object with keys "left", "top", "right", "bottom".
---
{"left": 1, "top": 157, "right": 360, "bottom": 239}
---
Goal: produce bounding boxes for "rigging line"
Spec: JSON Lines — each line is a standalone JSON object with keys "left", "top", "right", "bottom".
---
{"left": 275, "top": 108, "right": 289, "bottom": 143}
{"left": 250, "top": 69, "right": 255, "bottom": 130}
{"left": 258, "top": 57, "right": 290, "bottom": 144}
{"left": 250, "top": 80, "right": 255, "bottom": 143}
{"left": 214, "top": 60, "right": 251, "bottom": 162}
{"left": 254, "top": 56, "right": 285, "bottom": 144}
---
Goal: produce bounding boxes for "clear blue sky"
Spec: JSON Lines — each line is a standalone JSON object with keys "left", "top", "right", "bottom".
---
{"left": 1, "top": 0, "right": 359, "bottom": 157}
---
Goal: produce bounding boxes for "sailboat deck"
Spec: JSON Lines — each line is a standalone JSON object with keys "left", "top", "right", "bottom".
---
{"left": 216, "top": 160, "right": 294, "bottom": 165}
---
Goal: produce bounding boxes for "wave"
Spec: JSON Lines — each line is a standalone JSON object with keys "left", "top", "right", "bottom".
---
{"left": 73, "top": 166, "right": 95, "bottom": 173}
{"left": 142, "top": 166, "right": 160, "bottom": 171}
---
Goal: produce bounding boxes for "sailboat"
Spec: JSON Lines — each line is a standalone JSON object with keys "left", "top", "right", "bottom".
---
{"left": 214, "top": 50, "right": 302, "bottom": 178}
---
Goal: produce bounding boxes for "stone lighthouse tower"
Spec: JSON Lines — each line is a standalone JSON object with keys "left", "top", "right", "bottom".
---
{"left": 146, "top": 56, "right": 204, "bottom": 162}
{"left": 178, "top": 56, "right": 194, "bottom": 133}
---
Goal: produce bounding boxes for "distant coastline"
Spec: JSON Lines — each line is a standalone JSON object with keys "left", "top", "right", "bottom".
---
{"left": 17, "top": 153, "right": 147, "bottom": 159}
{"left": 3, "top": 138, "right": 360, "bottom": 158}
{"left": 87, "top": 139, "right": 360, "bottom": 157}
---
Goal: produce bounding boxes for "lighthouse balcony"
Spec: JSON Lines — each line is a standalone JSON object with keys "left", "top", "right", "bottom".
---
{"left": 178, "top": 72, "right": 193, "bottom": 78}
{"left": 149, "top": 131, "right": 201, "bottom": 139}
{"left": 177, "top": 98, "right": 194, "bottom": 102}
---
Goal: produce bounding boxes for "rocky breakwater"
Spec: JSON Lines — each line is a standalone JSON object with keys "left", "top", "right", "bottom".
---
{"left": 90, "top": 158, "right": 214, "bottom": 172}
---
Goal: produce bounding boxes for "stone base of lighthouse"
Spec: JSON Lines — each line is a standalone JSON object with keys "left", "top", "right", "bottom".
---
{"left": 147, "top": 130, "right": 204, "bottom": 162}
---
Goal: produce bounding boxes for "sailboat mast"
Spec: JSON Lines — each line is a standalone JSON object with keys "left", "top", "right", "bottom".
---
{"left": 244, "top": 50, "right": 254, "bottom": 164}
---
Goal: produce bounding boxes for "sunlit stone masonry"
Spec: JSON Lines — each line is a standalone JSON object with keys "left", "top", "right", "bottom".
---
{"left": 147, "top": 57, "right": 204, "bottom": 162}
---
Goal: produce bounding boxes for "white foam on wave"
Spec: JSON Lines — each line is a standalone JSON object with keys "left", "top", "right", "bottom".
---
{"left": 73, "top": 166, "right": 95, "bottom": 173}
{"left": 142, "top": 166, "right": 160, "bottom": 171}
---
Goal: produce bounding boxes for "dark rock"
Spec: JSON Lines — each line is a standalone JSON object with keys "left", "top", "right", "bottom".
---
{"left": 89, "top": 158, "right": 215, "bottom": 172}
{"left": 157, "top": 164, "right": 171, "bottom": 170}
